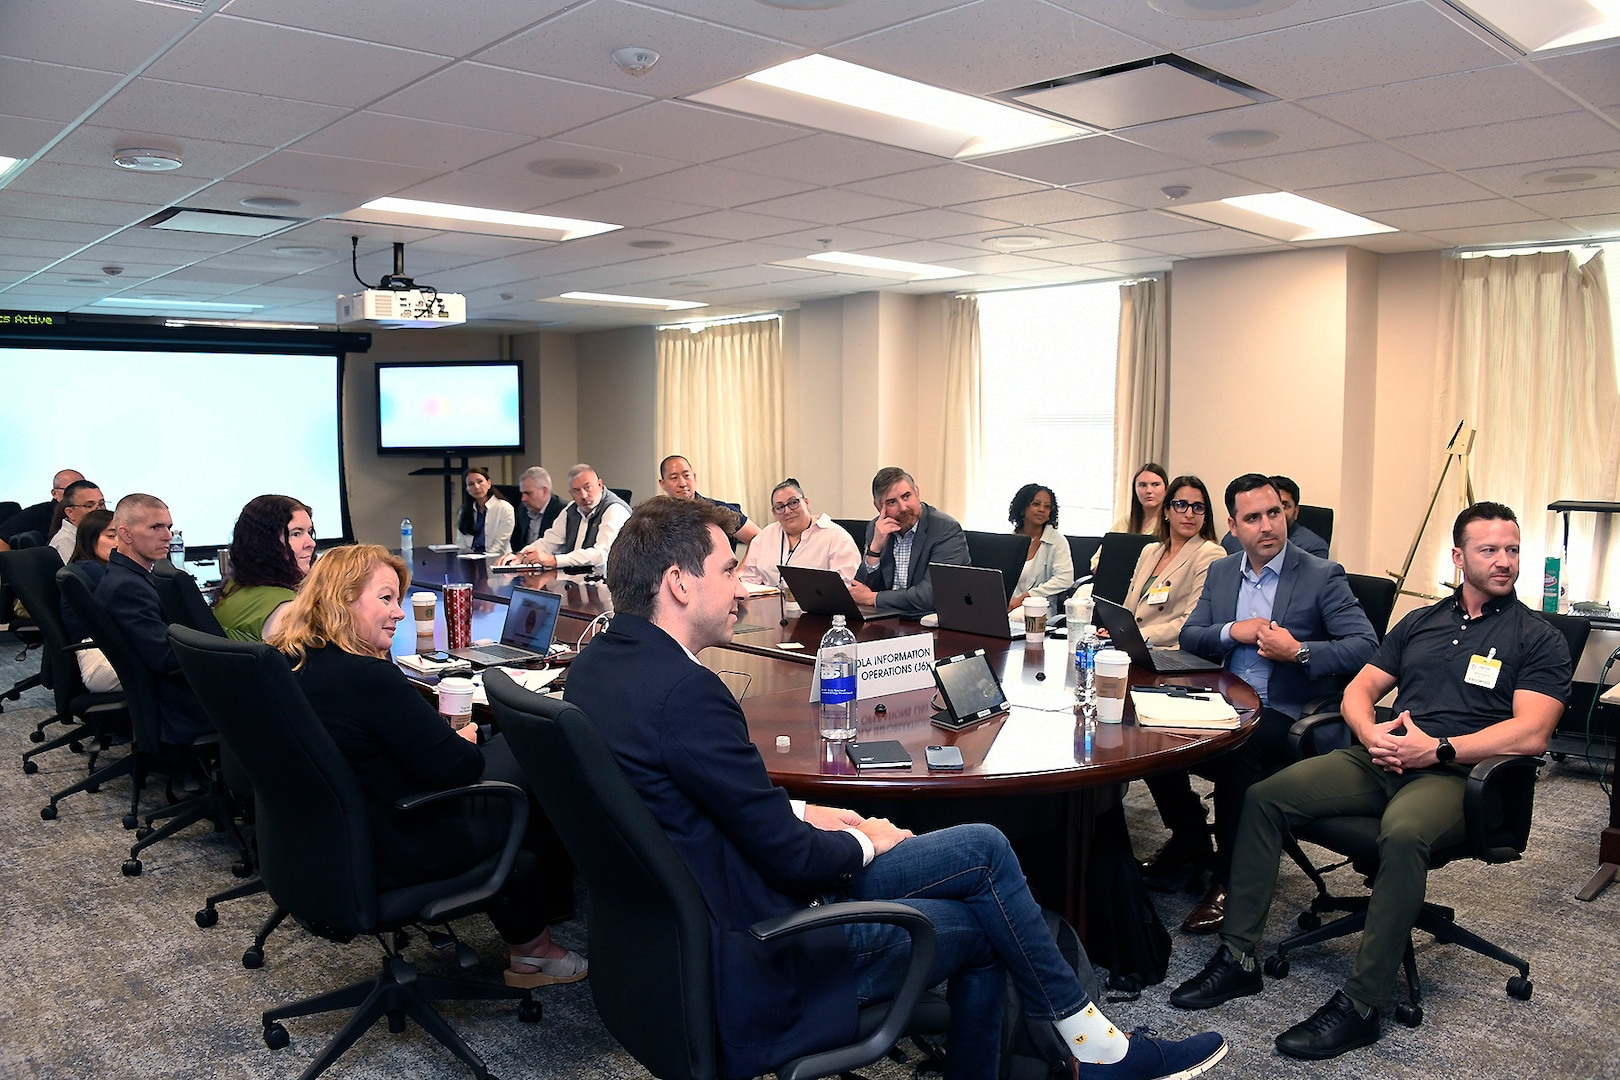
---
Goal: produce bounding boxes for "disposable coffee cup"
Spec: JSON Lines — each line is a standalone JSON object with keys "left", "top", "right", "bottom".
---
{"left": 1094, "top": 648, "right": 1131, "bottom": 723}
{"left": 437, "top": 677, "right": 476, "bottom": 730}
{"left": 1023, "top": 597, "right": 1049, "bottom": 642}
{"left": 411, "top": 591, "right": 436, "bottom": 634}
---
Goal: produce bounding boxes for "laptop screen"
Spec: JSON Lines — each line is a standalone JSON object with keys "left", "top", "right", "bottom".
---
{"left": 502, "top": 586, "right": 561, "bottom": 651}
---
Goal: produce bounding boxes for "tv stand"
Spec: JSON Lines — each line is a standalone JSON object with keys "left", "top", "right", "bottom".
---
{"left": 408, "top": 453, "right": 468, "bottom": 544}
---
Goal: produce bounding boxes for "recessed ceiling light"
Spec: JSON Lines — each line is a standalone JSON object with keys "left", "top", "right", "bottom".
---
{"left": 241, "top": 195, "right": 302, "bottom": 211}
{"left": 272, "top": 245, "right": 330, "bottom": 257}
{"left": 350, "top": 197, "right": 621, "bottom": 242}
{"left": 552, "top": 291, "right": 707, "bottom": 310}
{"left": 804, "top": 251, "right": 969, "bottom": 279}
{"left": 1447, "top": 0, "right": 1620, "bottom": 53}
{"left": 113, "top": 148, "right": 183, "bottom": 171}
{"left": 1524, "top": 165, "right": 1620, "bottom": 187}
{"left": 688, "top": 55, "right": 1089, "bottom": 158}
{"left": 629, "top": 239, "right": 677, "bottom": 249}
{"left": 0, "top": 155, "right": 21, "bottom": 180}
{"left": 1207, "top": 128, "right": 1281, "bottom": 149}
{"left": 983, "top": 235, "right": 1052, "bottom": 252}
{"left": 1169, "top": 191, "right": 1396, "bottom": 241}
{"left": 93, "top": 297, "right": 264, "bottom": 312}
{"left": 528, "top": 158, "right": 624, "bottom": 180}
{"left": 1147, "top": 0, "right": 1302, "bottom": 19}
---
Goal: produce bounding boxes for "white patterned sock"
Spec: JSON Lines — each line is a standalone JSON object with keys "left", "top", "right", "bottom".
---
{"left": 1053, "top": 1001, "right": 1129, "bottom": 1065}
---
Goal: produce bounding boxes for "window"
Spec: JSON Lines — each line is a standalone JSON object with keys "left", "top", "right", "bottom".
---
{"left": 970, "top": 282, "right": 1122, "bottom": 534}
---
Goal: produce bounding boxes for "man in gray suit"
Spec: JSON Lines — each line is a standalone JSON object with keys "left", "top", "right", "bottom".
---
{"left": 1144, "top": 473, "right": 1376, "bottom": 933}
{"left": 849, "top": 467, "right": 969, "bottom": 618}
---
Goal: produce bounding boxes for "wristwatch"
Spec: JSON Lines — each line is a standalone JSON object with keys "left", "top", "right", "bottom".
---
{"left": 1435, "top": 736, "right": 1456, "bottom": 764}
{"left": 1294, "top": 643, "right": 1311, "bottom": 665}
{"left": 866, "top": 548, "right": 884, "bottom": 559}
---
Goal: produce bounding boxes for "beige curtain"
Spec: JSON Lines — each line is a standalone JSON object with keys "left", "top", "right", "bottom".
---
{"left": 936, "top": 296, "right": 983, "bottom": 519}
{"left": 1432, "top": 250, "right": 1619, "bottom": 604}
{"left": 1114, "top": 277, "right": 1169, "bottom": 521}
{"left": 655, "top": 318, "right": 784, "bottom": 526}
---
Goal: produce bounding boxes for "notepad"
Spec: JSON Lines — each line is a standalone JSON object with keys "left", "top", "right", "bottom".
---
{"left": 1130, "top": 689, "right": 1240, "bottom": 730}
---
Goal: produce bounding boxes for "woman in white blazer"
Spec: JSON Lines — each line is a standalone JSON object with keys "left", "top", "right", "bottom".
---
{"left": 1006, "top": 484, "right": 1075, "bottom": 611}
{"left": 1123, "top": 474, "right": 1224, "bottom": 647}
{"left": 455, "top": 466, "right": 515, "bottom": 559}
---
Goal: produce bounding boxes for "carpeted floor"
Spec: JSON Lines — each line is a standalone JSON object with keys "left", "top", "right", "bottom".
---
{"left": 1, "top": 640, "right": 1617, "bottom": 1079}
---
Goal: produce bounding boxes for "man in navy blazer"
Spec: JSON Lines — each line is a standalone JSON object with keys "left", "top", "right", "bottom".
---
{"left": 1149, "top": 475, "right": 1376, "bottom": 934}
{"left": 850, "top": 467, "right": 969, "bottom": 618}
{"left": 566, "top": 496, "right": 1225, "bottom": 1080}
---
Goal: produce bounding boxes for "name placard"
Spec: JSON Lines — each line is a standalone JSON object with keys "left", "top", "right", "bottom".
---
{"left": 808, "top": 633, "right": 936, "bottom": 702}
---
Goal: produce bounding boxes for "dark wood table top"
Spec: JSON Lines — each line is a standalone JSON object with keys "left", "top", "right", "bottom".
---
{"left": 403, "top": 548, "right": 614, "bottom": 620}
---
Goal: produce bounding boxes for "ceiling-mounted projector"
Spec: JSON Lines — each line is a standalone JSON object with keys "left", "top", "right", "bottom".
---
{"left": 337, "top": 288, "right": 466, "bottom": 328}
{"left": 338, "top": 236, "right": 467, "bottom": 328}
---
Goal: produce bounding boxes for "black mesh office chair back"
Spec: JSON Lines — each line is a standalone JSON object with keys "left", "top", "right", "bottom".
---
{"left": 151, "top": 561, "right": 226, "bottom": 638}
{"left": 1294, "top": 504, "right": 1334, "bottom": 546}
{"left": 1344, "top": 573, "right": 1398, "bottom": 641}
{"left": 833, "top": 518, "right": 869, "bottom": 550}
{"left": 964, "top": 530, "right": 1031, "bottom": 602}
{"left": 1091, "top": 532, "right": 1157, "bottom": 605}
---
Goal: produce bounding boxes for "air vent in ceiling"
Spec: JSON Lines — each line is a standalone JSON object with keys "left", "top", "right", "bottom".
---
{"left": 1004, "top": 55, "right": 1272, "bottom": 131}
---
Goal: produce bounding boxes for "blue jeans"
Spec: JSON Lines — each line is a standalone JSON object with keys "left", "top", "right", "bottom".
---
{"left": 843, "top": 823, "right": 1095, "bottom": 1078}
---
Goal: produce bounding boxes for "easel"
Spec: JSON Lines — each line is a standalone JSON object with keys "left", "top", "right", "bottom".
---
{"left": 1387, "top": 420, "right": 1475, "bottom": 601}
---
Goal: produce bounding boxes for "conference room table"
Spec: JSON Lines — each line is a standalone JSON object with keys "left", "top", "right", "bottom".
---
{"left": 399, "top": 555, "right": 1260, "bottom": 929}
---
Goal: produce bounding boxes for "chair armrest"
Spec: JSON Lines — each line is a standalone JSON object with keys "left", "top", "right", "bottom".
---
{"left": 1463, "top": 754, "right": 1543, "bottom": 863}
{"left": 1298, "top": 693, "right": 1343, "bottom": 722}
{"left": 1288, "top": 710, "right": 1353, "bottom": 760}
{"left": 753, "top": 901, "right": 937, "bottom": 1080}
{"left": 395, "top": 781, "right": 530, "bottom": 922}
{"left": 65, "top": 640, "right": 99, "bottom": 653}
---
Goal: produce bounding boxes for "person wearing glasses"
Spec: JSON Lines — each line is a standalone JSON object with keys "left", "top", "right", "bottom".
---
{"left": 1121, "top": 476, "right": 1224, "bottom": 647}
{"left": 1006, "top": 483, "right": 1074, "bottom": 612}
{"left": 740, "top": 478, "right": 860, "bottom": 590}
{"left": 48, "top": 479, "right": 107, "bottom": 563}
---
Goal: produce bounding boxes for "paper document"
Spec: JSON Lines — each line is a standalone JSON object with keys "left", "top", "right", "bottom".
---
{"left": 1130, "top": 689, "right": 1240, "bottom": 730}
{"left": 742, "top": 582, "right": 780, "bottom": 597}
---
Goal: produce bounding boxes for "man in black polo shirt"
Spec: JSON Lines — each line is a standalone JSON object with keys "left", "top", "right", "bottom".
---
{"left": 1168, "top": 500, "right": 1571, "bottom": 1060}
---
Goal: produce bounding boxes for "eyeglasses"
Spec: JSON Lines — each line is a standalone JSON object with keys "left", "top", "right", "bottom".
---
{"left": 771, "top": 496, "right": 804, "bottom": 516}
{"left": 70, "top": 499, "right": 107, "bottom": 510}
{"left": 1169, "top": 500, "right": 1207, "bottom": 515}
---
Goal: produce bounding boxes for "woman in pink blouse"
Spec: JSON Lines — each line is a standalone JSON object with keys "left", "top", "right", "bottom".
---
{"left": 740, "top": 478, "right": 861, "bottom": 589}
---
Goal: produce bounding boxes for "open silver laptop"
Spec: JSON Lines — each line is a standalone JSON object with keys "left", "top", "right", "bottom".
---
{"left": 930, "top": 563, "right": 1016, "bottom": 639}
{"left": 449, "top": 585, "right": 566, "bottom": 666}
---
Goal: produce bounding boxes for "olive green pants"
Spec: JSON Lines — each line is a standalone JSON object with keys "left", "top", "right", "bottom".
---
{"left": 1219, "top": 746, "right": 1468, "bottom": 1007}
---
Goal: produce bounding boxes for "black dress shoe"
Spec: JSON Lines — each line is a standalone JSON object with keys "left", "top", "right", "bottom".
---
{"left": 1181, "top": 883, "right": 1227, "bottom": 934}
{"left": 1275, "top": 991, "right": 1381, "bottom": 1060}
{"left": 1169, "top": 944, "right": 1263, "bottom": 1010}
{"left": 1139, "top": 832, "right": 1214, "bottom": 890}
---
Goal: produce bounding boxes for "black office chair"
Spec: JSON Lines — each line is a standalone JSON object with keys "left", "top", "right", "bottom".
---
{"left": 486, "top": 672, "right": 941, "bottom": 1080}
{"left": 1265, "top": 708, "right": 1544, "bottom": 1026}
{"left": 610, "top": 487, "right": 634, "bottom": 504}
{"left": 1344, "top": 573, "right": 1398, "bottom": 642}
{"left": 151, "top": 561, "right": 227, "bottom": 638}
{"left": 168, "top": 628, "right": 540, "bottom": 1080}
{"left": 1295, "top": 504, "right": 1334, "bottom": 546}
{"left": 1091, "top": 532, "right": 1157, "bottom": 606}
{"left": 1066, "top": 535, "right": 1102, "bottom": 577}
{"left": 1, "top": 548, "right": 132, "bottom": 811}
{"left": 964, "top": 530, "right": 1030, "bottom": 602}
{"left": 834, "top": 517, "right": 869, "bottom": 550}
{"left": 1, "top": 529, "right": 47, "bottom": 708}
{"left": 57, "top": 565, "right": 232, "bottom": 875}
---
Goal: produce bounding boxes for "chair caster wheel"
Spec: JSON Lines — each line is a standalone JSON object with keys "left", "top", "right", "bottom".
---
{"left": 196, "top": 908, "right": 218, "bottom": 928}
{"left": 264, "top": 1022, "right": 289, "bottom": 1050}
{"left": 122, "top": 813, "right": 138, "bottom": 830}
{"left": 1507, "top": 975, "right": 1533, "bottom": 1000}
{"left": 518, "top": 996, "right": 542, "bottom": 1023}
{"left": 1297, "top": 911, "right": 1321, "bottom": 930}
{"left": 1263, "top": 955, "right": 1289, "bottom": 978}
{"left": 231, "top": 861, "right": 252, "bottom": 878}
{"left": 243, "top": 948, "right": 264, "bottom": 969}
{"left": 85, "top": 783, "right": 100, "bottom": 793}
{"left": 69, "top": 741, "right": 84, "bottom": 754}
{"left": 23, "top": 759, "right": 38, "bottom": 775}
{"left": 1394, "top": 1003, "right": 1423, "bottom": 1027}
{"left": 122, "top": 858, "right": 143, "bottom": 876}
{"left": 28, "top": 729, "right": 44, "bottom": 743}
{"left": 40, "top": 804, "right": 57, "bottom": 821}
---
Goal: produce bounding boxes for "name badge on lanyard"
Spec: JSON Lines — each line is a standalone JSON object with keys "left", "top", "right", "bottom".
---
{"left": 1146, "top": 581, "right": 1171, "bottom": 606}
{"left": 1465, "top": 648, "right": 1501, "bottom": 690}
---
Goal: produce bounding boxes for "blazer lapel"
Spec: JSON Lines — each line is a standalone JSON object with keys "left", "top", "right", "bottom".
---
{"left": 1271, "top": 545, "right": 1301, "bottom": 623}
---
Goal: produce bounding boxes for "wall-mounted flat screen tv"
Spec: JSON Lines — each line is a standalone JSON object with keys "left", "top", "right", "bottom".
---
{"left": 376, "top": 360, "right": 525, "bottom": 455}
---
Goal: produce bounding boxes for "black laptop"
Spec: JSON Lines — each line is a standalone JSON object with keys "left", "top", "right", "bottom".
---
{"left": 930, "top": 563, "right": 1017, "bottom": 639}
{"left": 449, "top": 585, "right": 566, "bottom": 666}
{"left": 777, "top": 565, "right": 898, "bottom": 621}
{"left": 1090, "top": 596, "right": 1222, "bottom": 673}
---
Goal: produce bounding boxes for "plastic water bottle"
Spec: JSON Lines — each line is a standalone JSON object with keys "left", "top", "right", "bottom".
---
{"left": 400, "top": 517, "right": 413, "bottom": 560}
{"left": 168, "top": 529, "right": 185, "bottom": 569}
{"left": 817, "top": 615, "right": 858, "bottom": 741}
{"left": 1075, "top": 623, "right": 1100, "bottom": 712}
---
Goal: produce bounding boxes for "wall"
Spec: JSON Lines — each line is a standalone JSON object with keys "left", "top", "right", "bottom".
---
{"left": 575, "top": 326, "right": 657, "bottom": 502}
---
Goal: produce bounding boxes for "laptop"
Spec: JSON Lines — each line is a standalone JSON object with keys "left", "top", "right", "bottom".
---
{"left": 1090, "top": 596, "right": 1222, "bottom": 673}
{"left": 930, "top": 563, "right": 1016, "bottom": 639}
{"left": 449, "top": 585, "right": 566, "bottom": 666}
{"left": 777, "top": 565, "right": 898, "bottom": 622}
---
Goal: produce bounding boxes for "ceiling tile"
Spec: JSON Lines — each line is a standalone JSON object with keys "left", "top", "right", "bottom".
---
{"left": 1114, "top": 100, "right": 1364, "bottom": 162}
{"left": 741, "top": 188, "right": 926, "bottom": 226}
{"left": 974, "top": 135, "right": 1194, "bottom": 187}
{"left": 1375, "top": 198, "right": 1547, "bottom": 231}
{"left": 1532, "top": 43, "right": 1620, "bottom": 111}
{"left": 1391, "top": 111, "right": 1620, "bottom": 172}
{"left": 1071, "top": 166, "right": 1265, "bottom": 210}
{"left": 219, "top": 0, "right": 573, "bottom": 57}
{"left": 1185, "top": 2, "right": 1510, "bottom": 100}
{"left": 476, "top": 0, "right": 797, "bottom": 97}
{"left": 831, "top": 0, "right": 1154, "bottom": 95}
{"left": 850, "top": 207, "right": 1025, "bottom": 240}
{"left": 1516, "top": 185, "right": 1620, "bottom": 220}
{"left": 598, "top": 165, "right": 815, "bottom": 210}
{"left": 1029, "top": 239, "right": 1168, "bottom": 264}
{"left": 1421, "top": 221, "right": 1589, "bottom": 245}
{"left": 842, "top": 164, "right": 1050, "bottom": 207}
{"left": 0, "top": 217, "right": 109, "bottom": 245}
{"left": 5, "top": 159, "right": 204, "bottom": 205}
{"left": 0, "top": 113, "right": 72, "bottom": 162}
{"left": 229, "top": 150, "right": 439, "bottom": 199}
{"left": 715, "top": 134, "right": 941, "bottom": 188}
{"left": 1044, "top": 209, "right": 1216, "bottom": 242}
{"left": 370, "top": 65, "right": 649, "bottom": 140}
{"left": 290, "top": 113, "right": 532, "bottom": 171}
{"left": 1302, "top": 66, "right": 1582, "bottom": 140}
{"left": 464, "top": 138, "right": 685, "bottom": 188}
{"left": 536, "top": 189, "right": 719, "bottom": 229}
{"left": 746, "top": 224, "right": 917, "bottom": 252}
{"left": 182, "top": 180, "right": 374, "bottom": 220}
{"left": 632, "top": 0, "right": 973, "bottom": 49}
{"left": 1057, "top": 0, "right": 1406, "bottom": 53}
{"left": 1460, "top": 155, "right": 1620, "bottom": 197}
{"left": 1220, "top": 140, "right": 1433, "bottom": 189}
{"left": 0, "top": 0, "right": 198, "bottom": 72}
{"left": 951, "top": 187, "right": 1134, "bottom": 226}
{"left": 563, "top": 102, "right": 806, "bottom": 166}
{"left": 142, "top": 15, "right": 449, "bottom": 107}
{"left": 1300, "top": 171, "right": 1498, "bottom": 213}
{"left": 0, "top": 58, "right": 123, "bottom": 124}
{"left": 43, "top": 125, "right": 271, "bottom": 179}
{"left": 89, "top": 77, "right": 350, "bottom": 147}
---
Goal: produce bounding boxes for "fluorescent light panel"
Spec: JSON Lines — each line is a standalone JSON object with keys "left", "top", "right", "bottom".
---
{"left": 1448, "top": 0, "right": 1620, "bottom": 52}
{"left": 554, "top": 291, "right": 706, "bottom": 310}
{"left": 350, "top": 197, "right": 622, "bottom": 242}
{"left": 92, "top": 297, "right": 264, "bottom": 312}
{"left": 805, "top": 251, "right": 969, "bottom": 280}
{"left": 688, "top": 55, "right": 1089, "bottom": 159}
{"left": 1168, "top": 192, "right": 1395, "bottom": 242}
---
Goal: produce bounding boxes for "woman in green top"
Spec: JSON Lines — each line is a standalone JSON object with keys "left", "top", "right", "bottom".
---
{"left": 214, "top": 495, "right": 316, "bottom": 641}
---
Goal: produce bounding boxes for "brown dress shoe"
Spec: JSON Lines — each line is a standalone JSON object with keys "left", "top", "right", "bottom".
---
{"left": 1181, "top": 883, "right": 1227, "bottom": 934}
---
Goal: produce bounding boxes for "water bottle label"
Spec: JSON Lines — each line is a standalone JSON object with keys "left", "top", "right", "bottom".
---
{"left": 821, "top": 673, "right": 856, "bottom": 704}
